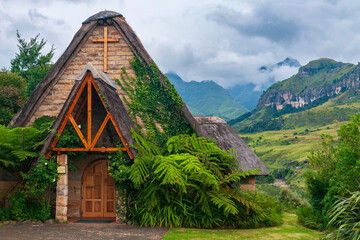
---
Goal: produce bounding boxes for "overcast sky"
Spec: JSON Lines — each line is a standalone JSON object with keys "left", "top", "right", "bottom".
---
{"left": 1, "top": 0, "right": 360, "bottom": 89}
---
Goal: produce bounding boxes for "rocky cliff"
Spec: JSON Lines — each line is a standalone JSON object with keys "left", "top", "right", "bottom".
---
{"left": 257, "top": 58, "right": 358, "bottom": 110}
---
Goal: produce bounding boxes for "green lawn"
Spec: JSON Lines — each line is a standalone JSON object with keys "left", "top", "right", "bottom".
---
{"left": 163, "top": 212, "right": 323, "bottom": 240}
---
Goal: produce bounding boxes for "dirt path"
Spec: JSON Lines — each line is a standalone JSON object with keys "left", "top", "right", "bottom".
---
{"left": 0, "top": 222, "right": 169, "bottom": 240}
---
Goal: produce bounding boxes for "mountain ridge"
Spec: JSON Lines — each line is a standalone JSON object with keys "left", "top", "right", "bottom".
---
{"left": 230, "top": 58, "right": 360, "bottom": 132}
{"left": 166, "top": 72, "right": 248, "bottom": 121}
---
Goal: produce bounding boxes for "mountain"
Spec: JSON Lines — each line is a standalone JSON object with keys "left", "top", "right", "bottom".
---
{"left": 230, "top": 58, "right": 360, "bottom": 132}
{"left": 227, "top": 57, "right": 301, "bottom": 110}
{"left": 166, "top": 72, "right": 248, "bottom": 121}
{"left": 227, "top": 83, "right": 263, "bottom": 110}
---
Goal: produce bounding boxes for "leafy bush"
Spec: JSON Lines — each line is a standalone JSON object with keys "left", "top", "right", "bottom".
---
{"left": 0, "top": 117, "right": 57, "bottom": 222}
{"left": 0, "top": 207, "right": 11, "bottom": 221}
{"left": 279, "top": 188, "right": 310, "bottom": 210}
{"left": 225, "top": 191, "right": 283, "bottom": 228}
{"left": 326, "top": 189, "right": 360, "bottom": 239}
{"left": 1, "top": 156, "right": 58, "bottom": 222}
{"left": 301, "top": 113, "right": 360, "bottom": 231}
{"left": 109, "top": 131, "right": 281, "bottom": 228}
{"left": 296, "top": 206, "right": 328, "bottom": 231}
{"left": 0, "top": 117, "right": 54, "bottom": 179}
{"left": 257, "top": 184, "right": 281, "bottom": 199}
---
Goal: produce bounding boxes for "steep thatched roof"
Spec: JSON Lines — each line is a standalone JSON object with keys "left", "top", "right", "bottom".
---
{"left": 195, "top": 117, "right": 269, "bottom": 176}
{"left": 41, "top": 63, "right": 136, "bottom": 156}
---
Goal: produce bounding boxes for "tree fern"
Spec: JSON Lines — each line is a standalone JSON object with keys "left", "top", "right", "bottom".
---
{"left": 118, "top": 131, "right": 269, "bottom": 228}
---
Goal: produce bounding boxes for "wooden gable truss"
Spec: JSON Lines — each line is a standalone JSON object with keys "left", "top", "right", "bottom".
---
{"left": 50, "top": 71, "right": 133, "bottom": 159}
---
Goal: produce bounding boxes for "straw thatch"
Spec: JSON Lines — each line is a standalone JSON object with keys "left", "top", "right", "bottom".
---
{"left": 195, "top": 117, "right": 269, "bottom": 175}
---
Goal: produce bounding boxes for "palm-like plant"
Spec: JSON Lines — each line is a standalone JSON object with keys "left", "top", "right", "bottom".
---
{"left": 0, "top": 119, "right": 52, "bottom": 180}
{"left": 326, "top": 190, "right": 360, "bottom": 239}
{"left": 127, "top": 131, "right": 261, "bottom": 228}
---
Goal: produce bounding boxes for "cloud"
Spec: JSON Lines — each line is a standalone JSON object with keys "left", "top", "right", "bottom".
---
{"left": 209, "top": 6, "right": 301, "bottom": 44}
{"left": 1, "top": 0, "right": 360, "bottom": 90}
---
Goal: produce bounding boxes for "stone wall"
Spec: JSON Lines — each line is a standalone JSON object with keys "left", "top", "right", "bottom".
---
{"left": 29, "top": 25, "right": 136, "bottom": 125}
{"left": 240, "top": 176, "right": 256, "bottom": 192}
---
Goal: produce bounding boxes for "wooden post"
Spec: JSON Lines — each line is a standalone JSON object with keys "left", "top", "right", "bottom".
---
{"left": 87, "top": 77, "right": 92, "bottom": 148}
{"left": 56, "top": 154, "right": 68, "bottom": 222}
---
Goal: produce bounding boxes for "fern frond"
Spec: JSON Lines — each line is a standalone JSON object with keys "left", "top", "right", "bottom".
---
{"left": 220, "top": 168, "right": 261, "bottom": 185}
{"left": 153, "top": 155, "right": 187, "bottom": 192}
{"left": 129, "top": 157, "right": 151, "bottom": 187}
{"left": 11, "top": 150, "right": 38, "bottom": 162}
{"left": 0, "top": 159, "right": 16, "bottom": 167}
{"left": 208, "top": 191, "right": 239, "bottom": 216}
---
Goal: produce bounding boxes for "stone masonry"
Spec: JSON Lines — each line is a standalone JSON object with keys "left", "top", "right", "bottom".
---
{"left": 56, "top": 154, "right": 68, "bottom": 222}
{"left": 28, "top": 25, "right": 135, "bottom": 125}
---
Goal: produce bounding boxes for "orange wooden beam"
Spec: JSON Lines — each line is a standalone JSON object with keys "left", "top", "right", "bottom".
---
{"left": 90, "top": 78, "right": 133, "bottom": 159}
{"left": 52, "top": 147, "right": 121, "bottom": 152}
{"left": 108, "top": 114, "right": 134, "bottom": 159}
{"left": 50, "top": 72, "right": 132, "bottom": 156}
{"left": 51, "top": 74, "right": 90, "bottom": 150}
{"left": 87, "top": 75, "right": 92, "bottom": 146}
{"left": 69, "top": 115, "right": 88, "bottom": 148}
{"left": 90, "top": 148, "right": 118, "bottom": 152}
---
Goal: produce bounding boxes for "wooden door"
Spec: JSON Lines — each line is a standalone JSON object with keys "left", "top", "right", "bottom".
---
{"left": 82, "top": 160, "right": 116, "bottom": 218}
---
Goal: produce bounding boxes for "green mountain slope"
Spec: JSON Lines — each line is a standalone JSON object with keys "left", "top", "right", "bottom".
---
{"left": 166, "top": 72, "right": 248, "bottom": 121}
{"left": 241, "top": 95, "right": 360, "bottom": 189}
{"left": 230, "top": 59, "right": 360, "bottom": 132}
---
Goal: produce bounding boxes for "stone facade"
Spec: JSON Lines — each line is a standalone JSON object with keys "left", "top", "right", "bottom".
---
{"left": 56, "top": 154, "right": 68, "bottom": 222}
{"left": 240, "top": 176, "right": 256, "bottom": 192}
{"left": 28, "top": 25, "right": 136, "bottom": 126}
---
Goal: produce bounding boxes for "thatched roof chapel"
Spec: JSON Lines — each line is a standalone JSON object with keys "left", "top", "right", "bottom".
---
{"left": 10, "top": 10, "right": 268, "bottom": 176}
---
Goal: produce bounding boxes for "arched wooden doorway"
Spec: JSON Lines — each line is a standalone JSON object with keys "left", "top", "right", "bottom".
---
{"left": 81, "top": 159, "right": 116, "bottom": 218}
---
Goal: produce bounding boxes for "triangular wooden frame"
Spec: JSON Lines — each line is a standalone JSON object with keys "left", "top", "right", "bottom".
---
{"left": 50, "top": 71, "right": 133, "bottom": 159}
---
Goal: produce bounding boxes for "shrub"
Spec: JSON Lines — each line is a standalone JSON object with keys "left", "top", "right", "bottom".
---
{"left": 0, "top": 117, "right": 57, "bottom": 222}
{"left": 225, "top": 191, "right": 283, "bottom": 228}
{"left": 109, "top": 132, "right": 280, "bottom": 228}
{"left": 296, "top": 206, "right": 328, "bottom": 231}
{"left": 302, "top": 114, "right": 360, "bottom": 231}
{"left": 257, "top": 184, "right": 281, "bottom": 199}
{"left": 3, "top": 156, "right": 58, "bottom": 222}
{"left": 279, "top": 188, "right": 310, "bottom": 210}
{"left": 326, "top": 189, "right": 360, "bottom": 239}
{"left": 0, "top": 207, "right": 11, "bottom": 221}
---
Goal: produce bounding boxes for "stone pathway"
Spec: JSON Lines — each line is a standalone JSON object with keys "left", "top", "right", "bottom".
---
{"left": 0, "top": 222, "right": 169, "bottom": 240}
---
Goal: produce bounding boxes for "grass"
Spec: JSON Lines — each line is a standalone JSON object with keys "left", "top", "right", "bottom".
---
{"left": 163, "top": 212, "right": 323, "bottom": 240}
{"left": 241, "top": 123, "right": 341, "bottom": 188}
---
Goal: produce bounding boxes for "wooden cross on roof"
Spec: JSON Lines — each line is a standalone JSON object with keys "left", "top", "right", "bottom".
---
{"left": 92, "top": 26, "right": 119, "bottom": 73}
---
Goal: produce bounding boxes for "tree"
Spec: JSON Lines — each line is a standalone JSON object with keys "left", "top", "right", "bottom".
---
{"left": 0, "top": 69, "right": 27, "bottom": 125}
{"left": 10, "top": 31, "right": 54, "bottom": 96}
{"left": 300, "top": 113, "right": 360, "bottom": 230}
